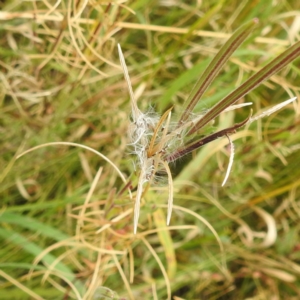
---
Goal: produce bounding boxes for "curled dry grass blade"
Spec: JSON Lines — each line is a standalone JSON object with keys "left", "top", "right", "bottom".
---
{"left": 16, "top": 142, "right": 130, "bottom": 193}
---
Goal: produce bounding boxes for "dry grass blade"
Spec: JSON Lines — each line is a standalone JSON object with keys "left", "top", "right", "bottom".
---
{"left": 221, "top": 135, "right": 235, "bottom": 187}
{"left": 159, "top": 159, "right": 174, "bottom": 225}
{"left": 0, "top": 270, "right": 43, "bottom": 300}
{"left": 112, "top": 253, "right": 135, "bottom": 300}
{"left": 16, "top": 142, "right": 129, "bottom": 188}
{"left": 142, "top": 237, "right": 172, "bottom": 300}
{"left": 249, "top": 97, "right": 297, "bottom": 123}
{"left": 147, "top": 107, "right": 173, "bottom": 157}
{"left": 118, "top": 44, "right": 139, "bottom": 118}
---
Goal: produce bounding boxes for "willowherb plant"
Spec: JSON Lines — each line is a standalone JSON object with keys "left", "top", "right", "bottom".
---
{"left": 118, "top": 18, "right": 300, "bottom": 234}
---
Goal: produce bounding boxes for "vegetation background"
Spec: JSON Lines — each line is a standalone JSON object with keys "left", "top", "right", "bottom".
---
{"left": 0, "top": 0, "right": 300, "bottom": 299}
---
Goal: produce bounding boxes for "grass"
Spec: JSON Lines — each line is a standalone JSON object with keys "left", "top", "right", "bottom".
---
{"left": 1, "top": 0, "right": 300, "bottom": 299}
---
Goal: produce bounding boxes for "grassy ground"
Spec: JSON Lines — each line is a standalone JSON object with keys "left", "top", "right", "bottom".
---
{"left": 1, "top": 1, "right": 300, "bottom": 299}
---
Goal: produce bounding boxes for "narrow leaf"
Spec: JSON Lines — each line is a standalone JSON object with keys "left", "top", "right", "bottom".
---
{"left": 0, "top": 228, "right": 75, "bottom": 280}
{"left": 153, "top": 208, "right": 177, "bottom": 279}
{"left": 189, "top": 41, "right": 300, "bottom": 134}
{"left": 249, "top": 97, "right": 297, "bottom": 123}
{"left": 177, "top": 18, "right": 259, "bottom": 127}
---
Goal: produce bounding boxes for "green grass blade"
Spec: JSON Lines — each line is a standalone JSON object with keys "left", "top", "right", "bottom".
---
{"left": 0, "top": 228, "right": 74, "bottom": 280}
{"left": 177, "top": 18, "right": 259, "bottom": 126}
{"left": 189, "top": 40, "right": 300, "bottom": 134}
{"left": 0, "top": 212, "right": 70, "bottom": 241}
